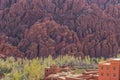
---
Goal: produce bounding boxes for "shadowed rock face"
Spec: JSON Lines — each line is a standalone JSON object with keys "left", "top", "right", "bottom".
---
{"left": 0, "top": 0, "right": 120, "bottom": 58}
{"left": 0, "top": 0, "right": 19, "bottom": 9}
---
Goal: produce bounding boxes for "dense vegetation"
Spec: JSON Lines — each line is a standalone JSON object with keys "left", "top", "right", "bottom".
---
{"left": 0, "top": 55, "right": 106, "bottom": 80}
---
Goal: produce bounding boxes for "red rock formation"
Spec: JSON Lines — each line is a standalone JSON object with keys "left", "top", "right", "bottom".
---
{"left": 0, "top": 0, "right": 120, "bottom": 58}
{"left": 0, "top": 0, "right": 19, "bottom": 9}
{"left": 19, "top": 20, "right": 84, "bottom": 58}
{"left": 0, "top": 43, "right": 24, "bottom": 58}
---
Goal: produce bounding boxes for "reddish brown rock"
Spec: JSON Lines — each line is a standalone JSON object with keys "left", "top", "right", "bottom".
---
{"left": 0, "top": 43, "right": 24, "bottom": 58}
{"left": 0, "top": 0, "right": 120, "bottom": 58}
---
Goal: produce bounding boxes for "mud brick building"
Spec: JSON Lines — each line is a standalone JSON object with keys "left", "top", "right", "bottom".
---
{"left": 44, "top": 65, "right": 98, "bottom": 80}
{"left": 45, "top": 65, "right": 60, "bottom": 77}
{"left": 98, "top": 58, "right": 120, "bottom": 80}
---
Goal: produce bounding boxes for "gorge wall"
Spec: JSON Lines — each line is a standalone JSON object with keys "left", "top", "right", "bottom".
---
{"left": 0, "top": 0, "right": 120, "bottom": 58}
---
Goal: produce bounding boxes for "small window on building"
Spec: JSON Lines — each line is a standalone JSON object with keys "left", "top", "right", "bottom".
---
{"left": 101, "top": 73, "right": 104, "bottom": 76}
{"left": 107, "top": 73, "right": 109, "bottom": 76}
{"left": 113, "top": 74, "right": 116, "bottom": 77}
{"left": 101, "top": 67, "right": 103, "bottom": 70}
{"left": 113, "top": 67, "right": 116, "bottom": 70}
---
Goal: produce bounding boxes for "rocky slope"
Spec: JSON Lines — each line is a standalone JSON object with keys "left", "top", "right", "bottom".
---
{"left": 0, "top": 0, "right": 120, "bottom": 58}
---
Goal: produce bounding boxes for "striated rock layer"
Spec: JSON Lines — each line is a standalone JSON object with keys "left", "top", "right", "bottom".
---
{"left": 0, "top": 0, "right": 120, "bottom": 58}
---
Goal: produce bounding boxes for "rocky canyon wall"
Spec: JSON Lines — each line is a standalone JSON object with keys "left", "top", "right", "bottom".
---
{"left": 0, "top": 0, "right": 120, "bottom": 58}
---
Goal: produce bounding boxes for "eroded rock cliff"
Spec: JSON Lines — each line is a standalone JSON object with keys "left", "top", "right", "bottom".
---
{"left": 0, "top": 0, "right": 120, "bottom": 58}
